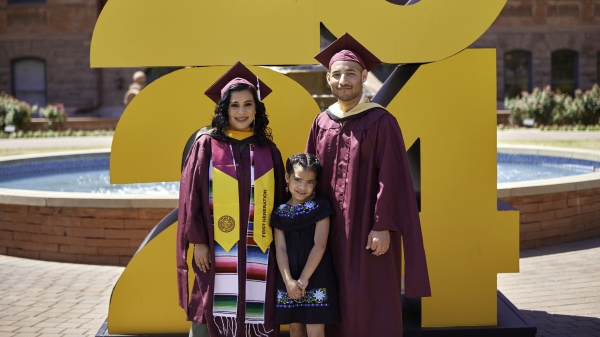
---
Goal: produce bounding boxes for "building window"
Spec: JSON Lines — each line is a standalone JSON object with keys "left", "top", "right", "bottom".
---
{"left": 7, "top": 0, "right": 46, "bottom": 4}
{"left": 551, "top": 50, "right": 578, "bottom": 96}
{"left": 504, "top": 50, "right": 532, "bottom": 98}
{"left": 11, "top": 58, "right": 46, "bottom": 106}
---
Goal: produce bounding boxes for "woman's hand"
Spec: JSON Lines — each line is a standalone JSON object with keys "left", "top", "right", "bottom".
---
{"left": 297, "top": 278, "right": 309, "bottom": 297}
{"left": 285, "top": 279, "right": 303, "bottom": 299}
{"left": 194, "top": 244, "right": 211, "bottom": 273}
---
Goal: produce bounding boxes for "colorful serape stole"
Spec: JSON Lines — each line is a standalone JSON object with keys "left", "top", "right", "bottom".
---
{"left": 210, "top": 138, "right": 274, "bottom": 336}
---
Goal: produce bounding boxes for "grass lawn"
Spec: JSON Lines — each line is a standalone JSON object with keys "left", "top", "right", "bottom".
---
{"left": 497, "top": 140, "right": 600, "bottom": 150}
{"left": 0, "top": 147, "right": 110, "bottom": 157}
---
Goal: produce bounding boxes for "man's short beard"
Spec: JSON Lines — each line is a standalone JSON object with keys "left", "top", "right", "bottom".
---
{"left": 331, "top": 84, "right": 363, "bottom": 102}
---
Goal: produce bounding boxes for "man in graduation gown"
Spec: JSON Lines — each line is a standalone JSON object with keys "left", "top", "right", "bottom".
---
{"left": 305, "top": 33, "right": 431, "bottom": 337}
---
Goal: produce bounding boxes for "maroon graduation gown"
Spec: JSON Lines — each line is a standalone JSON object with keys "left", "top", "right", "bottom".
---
{"left": 177, "top": 134, "right": 286, "bottom": 337}
{"left": 306, "top": 108, "right": 431, "bottom": 337}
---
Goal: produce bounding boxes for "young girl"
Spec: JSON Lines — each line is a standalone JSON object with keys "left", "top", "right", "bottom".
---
{"left": 271, "top": 153, "right": 340, "bottom": 337}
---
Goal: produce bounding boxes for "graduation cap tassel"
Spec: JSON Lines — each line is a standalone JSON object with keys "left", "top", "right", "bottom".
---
{"left": 256, "top": 77, "right": 261, "bottom": 101}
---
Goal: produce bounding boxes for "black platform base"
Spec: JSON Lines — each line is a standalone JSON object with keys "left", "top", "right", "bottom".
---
{"left": 96, "top": 291, "right": 536, "bottom": 337}
{"left": 403, "top": 291, "right": 537, "bottom": 337}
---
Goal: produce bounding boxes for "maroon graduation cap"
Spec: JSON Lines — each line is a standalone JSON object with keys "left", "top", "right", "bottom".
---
{"left": 315, "top": 33, "right": 382, "bottom": 72}
{"left": 204, "top": 62, "right": 272, "bottom": 104}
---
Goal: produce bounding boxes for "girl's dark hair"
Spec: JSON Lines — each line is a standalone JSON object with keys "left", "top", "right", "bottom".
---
{"left": 286, "top": 153, "right": 322, "bottom": 178}
{"left": 211, "top": 83, "right": 272, "bottom": 144}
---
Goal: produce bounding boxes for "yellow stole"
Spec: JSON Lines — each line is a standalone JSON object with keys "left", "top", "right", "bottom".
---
{"left": 211, "top": 133, "right": 274, "bottom": 253}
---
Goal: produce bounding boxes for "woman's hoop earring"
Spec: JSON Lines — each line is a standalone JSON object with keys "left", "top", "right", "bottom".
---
{"left": 285, "top": 185, "right": 289, "bottom": 193}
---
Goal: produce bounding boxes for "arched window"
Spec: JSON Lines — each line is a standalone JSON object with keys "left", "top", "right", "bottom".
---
{"left": 504, "top": 50, "right": 531, "bottom": 98}
{"left": 597, "top": 51, "right": 600, "bottom": 85}
{"left": 551, "top": 50, "right": 578, "bottom": 96}
{"left": 11, "top": 58, "right": 46, "bottom": 106}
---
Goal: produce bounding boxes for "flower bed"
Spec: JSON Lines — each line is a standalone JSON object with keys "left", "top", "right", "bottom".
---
{"left": 0, "top": 129, "right": 114, "bottom": 138}
{"left": 504, "top": 85, "right": 600, "bottom": 127}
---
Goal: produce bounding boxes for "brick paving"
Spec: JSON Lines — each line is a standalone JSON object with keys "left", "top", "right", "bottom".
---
{"left": 0, "top": 237, "right": 599, "bottom": 337}
{"left": 0, "top": 255, "right": 123, "bottom": 337}
{"left": 498, "top": 237, "right": 600, "bottom": 337}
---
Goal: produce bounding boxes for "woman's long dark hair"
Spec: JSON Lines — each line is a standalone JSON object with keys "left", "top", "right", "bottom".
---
{"left": 211, "top": 83, "right": 272, "bottom": 144}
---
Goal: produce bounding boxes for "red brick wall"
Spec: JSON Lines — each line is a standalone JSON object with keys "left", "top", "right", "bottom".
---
{"left": 0, "top": 204, "right": 171, "bottom": 266}
{"left": 501, "top": 188, "right": 600, "bottom": 250}
{"left": 2, "top": 189, "right": 598, "bottom": 265}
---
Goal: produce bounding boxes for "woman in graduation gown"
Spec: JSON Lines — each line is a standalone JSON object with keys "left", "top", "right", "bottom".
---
{"left": 177, "top": 62, "right": 286, "bottom": 337}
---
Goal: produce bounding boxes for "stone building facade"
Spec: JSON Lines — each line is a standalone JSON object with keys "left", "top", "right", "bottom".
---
{"left": 473, "top": 0, "right": 600, "bottom": 104}
{"left": 1, "top": 0, "right": 599, "bottom": 115}
{"left": 0, "top": 0, "right": 139, "bottom": 117}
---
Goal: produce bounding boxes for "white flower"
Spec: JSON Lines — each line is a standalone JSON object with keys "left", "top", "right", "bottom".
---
{"left": 314, "top": 289, "right": 326, "bottom": 301}
{"left": 278, "top": 204, "right": 287, "bottom": 210}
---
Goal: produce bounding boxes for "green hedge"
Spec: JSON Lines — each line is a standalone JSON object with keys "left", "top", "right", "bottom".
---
{"left": 0, "top": 129, "right": 114, "bottom": 138}
{"left": 498, "top": 123, "right": 600, "bottom": 131}
{"left": 0, "top": 94, "right": 114, "bottom": 137}
{"left": 504, "top": 85, "right": 600, "bottom": 126}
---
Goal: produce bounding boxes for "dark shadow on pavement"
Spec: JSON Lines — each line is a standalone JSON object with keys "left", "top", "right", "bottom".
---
{"left": 520, "top": 237, "right": 600, "bottom": 259}
{"left": 520, "top": 309, "right": 600, "bottom": 337}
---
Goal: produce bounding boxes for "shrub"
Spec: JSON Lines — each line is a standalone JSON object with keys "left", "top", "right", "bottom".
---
{"left": 552, "top": 93, "right": 578, "bottom": 125}
{"left": 0, "top": 94, "right": 37, "bottom": 131}
{"left": 4, "top": 97, "right": 37, "bottom": 131}
{"left": 505, "top": 86, "right": 556, "bottom": 125}
{"left": 38, "top": 103, "right": 67, "bottom": 130}
{"left": 0, "top": 93, "right": 9, "bottom": 130}
{"left": 505, "top": 85, "right": 600, "bottom": 127}
{"left": 580, "top": 85, "right": 600, "bottom": 125}
{"left": 505, "top": 96, "right": 528, "bottom": 125}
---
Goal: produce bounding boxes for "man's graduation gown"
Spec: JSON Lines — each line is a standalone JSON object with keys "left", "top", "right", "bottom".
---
{"left": 306, "top": 106, "right": 431, "bottom": 337}
{"left": 177, "top": 133, "right": 286, "bottom": 337}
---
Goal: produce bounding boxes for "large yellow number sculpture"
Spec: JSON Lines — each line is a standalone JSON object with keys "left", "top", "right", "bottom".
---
{"left": 388, "top": 50, "right": 519, "bottom": 327}
{"left": 91, "top": 0, "right": 519, "bottom": 334}
{"left": 91, "top": 0, "right": 506, "bottom": 66}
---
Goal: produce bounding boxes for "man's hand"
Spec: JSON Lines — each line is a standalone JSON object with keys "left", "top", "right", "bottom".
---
{"left": 194, "top": 244, "right": 211, "bottom": 273}
{"left": 366, "top": 230, "right": 390, "bottom": 256}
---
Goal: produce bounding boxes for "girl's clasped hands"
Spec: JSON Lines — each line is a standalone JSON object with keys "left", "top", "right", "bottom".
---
{"left": 285, "top": 278, "right": 309, "bottom": 299}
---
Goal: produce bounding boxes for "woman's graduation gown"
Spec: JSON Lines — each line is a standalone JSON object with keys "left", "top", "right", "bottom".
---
{"left": 177, "top": 133, "right": 286, "bottom": 337}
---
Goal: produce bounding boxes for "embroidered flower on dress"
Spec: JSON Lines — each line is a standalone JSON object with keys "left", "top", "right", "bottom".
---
{"left": 275, "top": 200, "right": 320, "bottom": 218}
{"left": 314, "top": 289, "right": 326, "bottom": 301}
{"left": 276, "top": 288, "right": 329, "bottom": 308}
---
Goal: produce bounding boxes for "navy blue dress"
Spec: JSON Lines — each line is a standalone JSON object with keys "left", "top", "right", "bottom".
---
{"left": 271, "top": 196, "right": 340, "bottom": 325}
